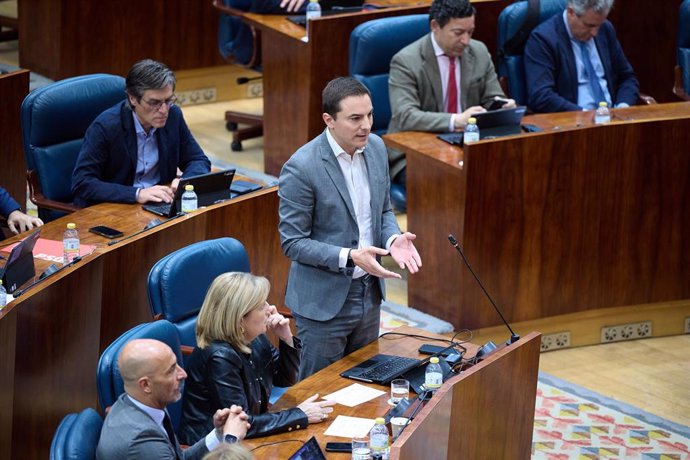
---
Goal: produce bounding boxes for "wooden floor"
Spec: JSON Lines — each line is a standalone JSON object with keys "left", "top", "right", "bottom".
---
{"left": 2, "top": 37, "right": 687, "bottom": 429}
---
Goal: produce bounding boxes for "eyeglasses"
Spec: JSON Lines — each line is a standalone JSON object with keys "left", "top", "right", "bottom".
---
{"left": 141, "top": 95, "right": 177, "bottom": 111}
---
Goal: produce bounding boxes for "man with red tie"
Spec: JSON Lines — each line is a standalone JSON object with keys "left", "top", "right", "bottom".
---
{"left": 387, "top": 0, "right": 515, "bottom": 188}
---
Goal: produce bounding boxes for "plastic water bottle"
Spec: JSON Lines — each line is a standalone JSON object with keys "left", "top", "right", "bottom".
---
{"left": 0, "top": 280, "right": 6, "bottom": 309}
{"left": 181, "top": 184, "right": 197, "bottom": 213}
{"left": 464, "top": 117, "right": 480, "bottom": 143}
{"left": 368, "top": 417, "right": 389, "bottom": 459}
{"left": 63, "top": 223, "right": 80, "bottom": 265}
{"left": 594, "top": 101, "right": 611, "bottom": 124}
{"left": 305, "top": 0, "right": 321, "bottom": 40}
{"left": 424, "top": 356, "right": 443, "bottom": 392}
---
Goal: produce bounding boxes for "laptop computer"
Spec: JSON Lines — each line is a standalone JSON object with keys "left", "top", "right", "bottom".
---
{"left": 437, "top": 105, "right": 528, "bottom": 146}
{"left": 287, "top": 0, "right": 365, "bottom": 26}
{"left": 142, "top": 169, "right": 236, "bottom": 217}
{"left": 288, "top": 436, "right": 327, "bottom": 460}
{"left": 1, "top": 229, "right": 41, "bottom": 293}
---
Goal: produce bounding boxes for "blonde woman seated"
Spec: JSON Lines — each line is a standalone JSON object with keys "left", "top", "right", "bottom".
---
{"left": 179, "top": 272, "right": 335, "bottom": 442}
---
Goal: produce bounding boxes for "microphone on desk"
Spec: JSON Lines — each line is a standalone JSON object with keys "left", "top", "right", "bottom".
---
{"left": 12, "top": 257, "right": 83, "bottom": 298}
{"left": 236, "top": 76, "right": 261, "bottom": 85}
{"left": 447, "top": 234, "right": 520, "bottom": 350}
{"left": 107, "top": 213, "right": 184, "bottom": 246}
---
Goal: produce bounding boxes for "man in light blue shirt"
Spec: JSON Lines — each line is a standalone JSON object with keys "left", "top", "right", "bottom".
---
{"left": 524, "top": 0, "right": 639, "bottom": 113}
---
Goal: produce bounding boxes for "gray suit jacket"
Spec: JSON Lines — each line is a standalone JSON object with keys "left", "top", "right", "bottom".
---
{"left": 96, "top": 394, "right": 209, "bottom": 460}
{"left": 278, "top": 131, "right": 400, "bottom": 321}
{"left": 387, "top": 34, "right": 505, "bottom": 179}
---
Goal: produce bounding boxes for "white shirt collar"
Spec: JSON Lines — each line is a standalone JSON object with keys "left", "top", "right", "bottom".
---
{"left": 325, "top": 128, "right": 365, "bottom": 158}
{"left": 127, "top": 394, "right": 165, "bottom": 426}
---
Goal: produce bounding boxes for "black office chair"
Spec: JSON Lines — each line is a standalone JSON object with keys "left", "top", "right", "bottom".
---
{"left": 212, "top": 0, "right": 263, "bottom": 152}
{"left": 675, "top": 0, "right": 690, "bottom": 100}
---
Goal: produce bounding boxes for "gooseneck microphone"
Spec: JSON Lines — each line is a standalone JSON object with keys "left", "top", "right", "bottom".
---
{"left": 107, "top": 213, "right": 184, "bottom": 246}
{"left": 447, "top": 234, "right": 519, "bottom": 345}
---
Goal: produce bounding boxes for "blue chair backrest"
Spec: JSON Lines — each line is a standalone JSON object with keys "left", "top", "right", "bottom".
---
{"left": 20, "top": 74, "right": 125, "bottom": 221}
{"left": 679, "top": 0, "right": 690, "bottom": 94}
{"left": 497, "top": 0, "right": 567, "bottom": 104}
{"left": 349, "top": 14, "right": 430, "bottom": 135}
{"left": 96, "top": 320, "right": 185, "bottom": 429}
{"left": 49, "top": 408, "right": 103, "bottom": 460}
{"left": 218, "top": 0, "right": 255, "bottom": 66}
{"left": 147, "top": 238, "right": 250, "bottom": 353}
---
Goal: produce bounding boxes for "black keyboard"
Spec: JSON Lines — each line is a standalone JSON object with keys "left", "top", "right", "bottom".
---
{"left": 142, "top": 202, "right": 172, "bottom": 217}
{"left": 357, "top": 356, "right": 420, "bottom": 382}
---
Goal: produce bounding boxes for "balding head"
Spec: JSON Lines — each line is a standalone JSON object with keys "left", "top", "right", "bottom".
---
{"left": 118, "top": 339, "right": 186, "bottom": 409}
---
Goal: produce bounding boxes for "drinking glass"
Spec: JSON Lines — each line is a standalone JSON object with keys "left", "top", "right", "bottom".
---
{"left": 390, "top": 379, "right": 410, "bottom": 405}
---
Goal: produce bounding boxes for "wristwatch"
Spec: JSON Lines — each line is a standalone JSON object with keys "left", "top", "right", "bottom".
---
{"left": 346, "top": 249, "right": 355, "bottom": 268}
{"left": 223, "top": 434, "right": 238, "bottom": 444}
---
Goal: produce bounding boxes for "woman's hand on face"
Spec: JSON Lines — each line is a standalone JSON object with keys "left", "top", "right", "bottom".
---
{"left": 265, "top": 305, "right": 293, "bottom": 345}
{"left": 297, "top": 394, "right": 336, "bottom": 424}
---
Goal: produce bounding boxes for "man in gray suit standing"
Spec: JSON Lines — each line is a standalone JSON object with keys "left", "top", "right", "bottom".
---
{"left": 279, "top": 77, "right": 422, "bottom": 379}
{"left": 387, "top": 0, "right": 515, "bottom": 186}
{"left": 97, "top": 339, "right": 249, "bottom": 459}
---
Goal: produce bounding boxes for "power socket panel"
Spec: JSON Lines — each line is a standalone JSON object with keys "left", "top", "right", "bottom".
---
{"left": 247, "top": 81, "right": 263, "bottom": 98}
{"left": 685, "top": 317, "right": 690, "bottom": 334}
{"left": 601, "top": 321, "right": 652, "bottom": 343}
{"left": 176, "top": 87, "right": 217, "bottom": 106}
{"left": 541, "top": 331, "right": 571, "bottom": 352}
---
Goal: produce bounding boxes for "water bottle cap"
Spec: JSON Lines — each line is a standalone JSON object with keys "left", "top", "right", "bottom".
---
{"left": 599, "top": 102, "right": 608, "bottom": 107}
{"left": 375, "top": 417, "right": 385, "bottom": 424}
{"left": 430, "top": 357, "right": 440, "bottom": 363}
{"left": 185, "top": 184, "right": 194, "bottom": 191}
{"left": 67, "top": 223, "right": 76, "bottom": 229}
{"left": 467, "top": 117, "right": 477, "bottom": 124}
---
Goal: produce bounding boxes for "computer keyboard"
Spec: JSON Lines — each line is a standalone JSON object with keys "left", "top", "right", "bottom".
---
{"left": 142, "top": 202, "right": 171, "bottom": 216}
{"left": 357, "top": 356, "right": 420, "bottom": 382}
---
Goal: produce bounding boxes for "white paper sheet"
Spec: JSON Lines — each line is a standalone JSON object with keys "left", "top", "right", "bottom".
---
{"left": 323, "top": 415, "right": 376, "bottom": 438}
{"left": 323, "top": 383, "right": 386, "bottom": 407}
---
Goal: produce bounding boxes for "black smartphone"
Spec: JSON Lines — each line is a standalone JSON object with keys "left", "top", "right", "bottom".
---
{"left": 418, "top": 344, "right": 457, "bottom": 357}
{"left": 488, "top": 99, "right": 509, "bottom": 111}
{"left": 89, "top": 225, "right": 124, "bottom": 239}
{"left": 325, "top": 442, "right": 352, "bottom": 453}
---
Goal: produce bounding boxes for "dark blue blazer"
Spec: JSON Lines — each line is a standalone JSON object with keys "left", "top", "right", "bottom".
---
{"left": 72, "top": 101, "right": 210, "bottom": 208}
{"left": 0, "top": 186, "right": 21, "bottom": 218}
{"left": 524, "top": 13, "right": 639, "bottom": 113}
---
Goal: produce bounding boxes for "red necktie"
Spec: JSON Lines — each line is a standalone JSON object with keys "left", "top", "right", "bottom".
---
{"left": 446, "top": 55, "right": 458, "bottom": 113}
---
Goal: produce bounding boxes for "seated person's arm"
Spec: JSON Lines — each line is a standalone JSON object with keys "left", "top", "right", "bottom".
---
{"left": 606, "top": 25, "right": 638, "bottom": 107}
{"left": 524, "top": 31, "right": 581, "bottom": 113}
{"left": 388, "top": 55, "right": 455, "bottom": 133}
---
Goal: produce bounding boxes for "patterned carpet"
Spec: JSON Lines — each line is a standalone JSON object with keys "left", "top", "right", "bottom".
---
{"left": 534, "top": 373, "right": 690, "bottom": 459}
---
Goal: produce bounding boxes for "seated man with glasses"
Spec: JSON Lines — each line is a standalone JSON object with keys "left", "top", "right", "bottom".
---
{"left": 72, "top": 59, "right": 211, "bottom": 207}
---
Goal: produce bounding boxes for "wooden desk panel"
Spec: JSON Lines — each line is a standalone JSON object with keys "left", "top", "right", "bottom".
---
{"left": 385, "top": 103, "right": 690, "bottom": 330}
{"left": 0, "top": 188, "right": 288, "bottom": 459}
{"left": 0, "top": 70, "right": 29, "bottom": 214}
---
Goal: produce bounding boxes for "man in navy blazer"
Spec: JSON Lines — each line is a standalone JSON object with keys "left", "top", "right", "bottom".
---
{"left": 524, "top": 0, "right": 638, "bottom": 113}
{"left": 0, "top": 186, "right": 43, "bottom": 236}
{"left": 72, "top": 60, "right": 210, "bottom": 208}
{"left": 279, "top": 77, "right": 422, "bottom": 379}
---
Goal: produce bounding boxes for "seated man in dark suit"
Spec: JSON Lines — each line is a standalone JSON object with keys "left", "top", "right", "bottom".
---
{"left": 0, "top": 186, "right": 43, "bottom": 235}
{"left": 524, "top": 0, "right": 639, "bottom": 113}
{"left": 387, "top": 0, "right": 515, "bottom": 188}
{"left": 72, "top": 60, "right": 211, "bottom": 208}
{"left": 96, "top": 338, "right": 250, "bottom": 460}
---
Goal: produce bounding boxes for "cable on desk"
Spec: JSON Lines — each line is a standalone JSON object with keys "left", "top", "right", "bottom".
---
{"left": 249, "top": 439, "right": 305, "bottom": 453}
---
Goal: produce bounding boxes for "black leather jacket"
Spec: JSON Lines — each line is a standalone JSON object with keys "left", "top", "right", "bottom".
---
{"left": 178, "top": 335, "right": 306, "bottom": 442}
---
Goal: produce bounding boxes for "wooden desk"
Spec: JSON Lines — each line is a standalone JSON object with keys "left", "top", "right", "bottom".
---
{"left": 243, "top": 0, "right": 510, "bottom": 176}
{"left": 243, "top": 326, "right": 541, "bottom": 459}
{"left": 0, "top": 188, "right": 289, "bottom": 459}
{"left": 384, "top": 102, "right": 690, "bottom": 331}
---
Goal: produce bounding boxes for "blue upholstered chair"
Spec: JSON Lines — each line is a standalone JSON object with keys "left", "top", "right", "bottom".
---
{"left": 349, "top": 14, "right": 430, "bottom": 213}
{"left": 20, "top": 74, "right": 126, "bottom": 222}
{"left": 49, "top": 408, "right": 103, "bottom": 460}
{"left": 496, "top": 0, "right": 567, "bottom": 105}
{"left": 675, "top": 0, "right": 690, "bottom": 100}
{"left": 212, "top": 0, "right": 263, "bottom": 151}
{"left": 147, "top": 237, "right": 251, "bottom": 360}
{"left": 96, "top": 320, "right": 185, "bottom": 429}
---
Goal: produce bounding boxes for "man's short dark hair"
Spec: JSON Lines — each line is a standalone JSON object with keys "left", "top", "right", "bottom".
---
{"left": 568, "top": 0, "right": 613, "bottom": 15}
{"left": 126, "top": 59, "right": 176, "bottom": 101}
{"left": 322, "top": 77, "right": 371, "bottom": 119}
{"left": 429, "top": 0, "right": 476, "bottom": 28}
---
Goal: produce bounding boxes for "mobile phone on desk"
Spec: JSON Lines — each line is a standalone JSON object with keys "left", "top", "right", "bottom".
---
{"left": 418, "top": 344, "right": 458, "bottom": 357}
{"left": 89, "top": 225, "right": 124, "bottom": 239}
{"left": 488, "top": 97, "right": 511, "bottom": 111}
{"left": 325, "top": 442, "right": 352, "bottom": 453}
